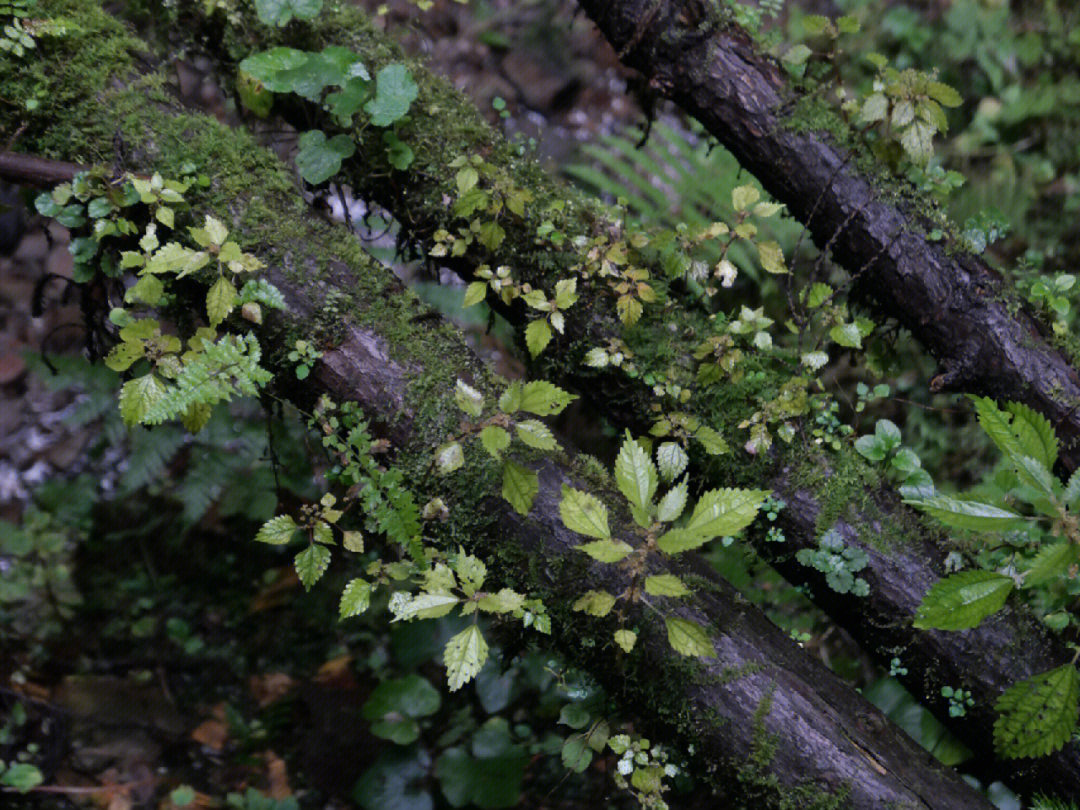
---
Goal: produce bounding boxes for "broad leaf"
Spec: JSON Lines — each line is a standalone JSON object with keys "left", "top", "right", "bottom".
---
{"left": 444, "top": 625, "right": 488, "bottom": 691}
{"left": 645, "top": 574, "right": 689, "bottom": 598}
{"left": 684, "top": 488, "right": 768, "bottom": 541}
{"left": 295, "top": 544, "right": 331, "bottom": 590}
{"left": 295, "top": 130, "right": 356, "bottom": 185}
{"left": 909, "top": 495, "right": 1025, "bottom": 532}
{"left": 525, "top": 318, "right": 552, "bottom": 357}
{"left": 572, "top": 590, "right": 616, "bottom": 617}
{"left": 255, "top": 0, "right": 322, "bottom": 26}
{"left": 656, "top": 441, "right": 688, "bottom": 482}
{"left": 517, "top": 381, "right": 575, "bottom": 416}
{"left": 119, "top": 373, "right": 167, "bottom": 426}
{"left": 994, "top": 665, "right": 1079, "bottom": 758}
{"left": 614, "top": 434, "right": 658, "bottom": 514}
{"left": 339, "top": 578, "right": 372, "bottom": 619}
{"left": 365, "top": 64, "right": 418, "bottom": 127}
{"left": 1024, "top": 543, "right": 1078, "bottom": 588}
{"left": 656, "top": 480, "right": 688, "bottom": 523}
{"left": 516, "top": 419, "right": 558, "bottom": 451}
{"left": 255, "top": 514, "right": 298, "bottom": 545}
{"left": 913, "top": 570, "right": 1014, "bottom": 630}
{"left": 576, "top": 539, "right": 633, "bottom": 563}
{"left": 665, "top": 617, "right": 715, "bottom": 658}
{"left": 613, "top": 629, "right": 637, "bottom": 652}
{"left": 501, "top": 461, "right": 538, "bottom": 515}
{"left": 480, "top": 425, "right": 510, "bottom": 459}
{"left": 559, "top": 486, "right": 611, "bottom": 539}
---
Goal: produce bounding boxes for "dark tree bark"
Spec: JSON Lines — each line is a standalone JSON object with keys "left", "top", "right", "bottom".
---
{"left": 576, "top": 0, "right": 1080, "bottom": 474}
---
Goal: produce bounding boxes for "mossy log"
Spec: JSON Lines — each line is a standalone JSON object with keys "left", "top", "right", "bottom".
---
{"left": 576, "top": 0, "right": 1080, "bottom": 474}
{"left": 0, "top": 2, "right": 1004, "bottom": 807}
{"left": 105, "top": 0, "right": 1080, "bottom": 795}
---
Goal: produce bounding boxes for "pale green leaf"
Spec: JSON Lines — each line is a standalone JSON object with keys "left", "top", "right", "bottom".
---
{"left": 909, "top": 495, "right": 1025, "bottom": 532}
{"left": 444, "top": 625, "right": 488, "bottom": 691}
{"left": 685, "top": 488, "right": 768, "bottom": 541}
{"left": 656, "top": 479, "right": 688, "bottom": 523}
{"left": 525, "top": 318, "right": 552, "bottom": 357}
{"left": 454, "top": 379, "right": 484, "bottom": 417}
{"left": 502, "top": 461, "right": 538, "bottom": 515}
{"left": 436, "top": 441, "right": 465, "bottom": 474}
{"left": 665, "top": 617, "right": 715, "bottom": 657}
{"left": 757, "top": 239, "right": 787, "bottom": 274}
{"left": 829, "top": 322, "right": 862, "bottom": 349}
{"left": 913, "top": 570, "right": 1014, "bottom": 630}
{"left": 480, "top": 425, "right": 511, "bottom": 459}
{"left": 399, "top": 592, "right": 461, "bottom": 621}
{"left": 559, "top": 486, "right": 611, "bottom": 540}
{"left": 613, "top": 629, "right": 637, "bottom": 652}
{"left": 517, "top": 380, "right": 576, "bottom": 416}
{"left": 463, "top": 281, "right": 487, "bottom": 308}
{"left": 339, "top": 578, "right": 372, "bottom": 618}
{"left": 731, "top": 184, "right": 760, "bottom": 211}
{"left": 119, "top": 373, "right": 167, "bottom": 426}
{"left": 295, "top": 544, "right": 331, "bottom": 590}
{"left": 255, "top": 514, "right": 298, "bottom": 545}
{"left": 614, "top": 433, "right": 658, "bottom": 513}
{"left": 645, "top": 574, "right": 690, "bottom": 598}
{"left": 477, "top": 588, "right": 525, "bottom": 614}
{"left": 1004, "top": 401, "right": 1059, "bottom": 471}
{"left": 693, "top": 424, "right": 728, "bottom": 455}
{"left": 572, "top": 590, "right": 616, "bottom": 617}
{"left": 656, "top": 442, "right": 688, "bottom": 482}
{"left": 576, "top": 539, "right": 633, "bottom": 563}
{"left": 206, "top": 276, "right": 237, "bottom": 326}
{"left": 516, "top": 419, "right": 559, "bottom": 451}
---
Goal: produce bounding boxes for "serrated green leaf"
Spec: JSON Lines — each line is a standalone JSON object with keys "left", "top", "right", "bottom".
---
{"left": 365, "top": 64, "right": 418, "bottom": 126}
{"left": 614, "top": 433, "right": 658, "bottom": 514}
{"left": 339, "top": 578, "right": 372, "bottom": 618}
{"left": 665, "top": 616, "right": 715, "bottom": 658}
{"left": 909, "top": 495, "right": 1025, "bottom": 532}
{"left": 502, "top": 461, "right": 538, "bottom": 515}
{"left": 454, "top": 379, "right": 484, "bottom": 417}
{"left": 444, "top": 624, "right": 488, "bottom": 691}
{"left": 463, "top": 281, "right": 487, "bottom": 308}
{"left": 295, "top": 544, "right": 331, "bottom": 590}
{"left": 613, "top": 629, "right": 637, "bottom": 652}
{"left": 913, "top": 570, "right": 1014, "bottom": 630}
{"left": 397, "top": 592, "right": 461, "bottom": 621}
{"left": 119, "top": 373, "right": 167, "bottom": 426}
{"left": 516, "top": 419, "right": 558, "bottom": 451}
{"left": 830, "top": 322, "right": 862, "bottom": 349}
{"left": 480, "top": 425, "right": 511, "bottom": 459}
{"left": 693, "top": 424, "right": 728, "bottom": 455}
{"left": 206, "top": 276, "right": 237, "bottom": 326}
{"left": 1004, "top": 400, "right": 1059, "bottom": 471}
{"left": 645, "top": 574, "right": 690, "bottom": 598}
{"left": 255, "top": 514, "right": 298, "bottom": 545}
{"left": 559, "top": 486, "right": 611, "bottom": 540}
{"left": 105, "top": 340, "right": 145, "bottom": 372}
{"left": 576, "top": 539, "right": 633, "bottom": 563}
{"left": 572, "top": 590, "right": 616, "bottom": 617}
{"left": 928, "top": 80, "right": 962, "bottom": 107}
{"left": 731, "top": 184, "right": 760, "bottom": 211}
{"left": 436, "top": 441, "right": 464, "bottom": 474}
{"left": 656, "top": 480, "right": 688, "bottom": 523}
{"left": 685, "top": 488, "right": 768, "bottom": 540}
{"left": 518, "top": 380, "right": 575, "bottom": 415}
{"left": 525, "top": 318, "right": 552, "bottom": 357}
{"left": 477, "top": 587, "right": 525, "bottom": 614}
{"left": 994, "top": 665, "right": 1079, "bottom": 759}
{"left": 757, "top": 239, "right": 787, "bottom": 274}
{"left": 1024, "top": 543, "right": 1077, "bottom": 588}
{"left": 656, "top": 441, "right": 688, "bottom": 482}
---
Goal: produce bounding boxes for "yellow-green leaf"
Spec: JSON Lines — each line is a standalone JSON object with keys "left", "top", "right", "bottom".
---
{"left": 665, "top": 616, "right": 715, "bottom": 657}
{"left": 559, "top": 486, "right": 611, "bottom": 540}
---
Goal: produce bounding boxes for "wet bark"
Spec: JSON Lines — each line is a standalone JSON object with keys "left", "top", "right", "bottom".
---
{"left": 576, "top": 0, "right": 1080, "bottom": 473}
